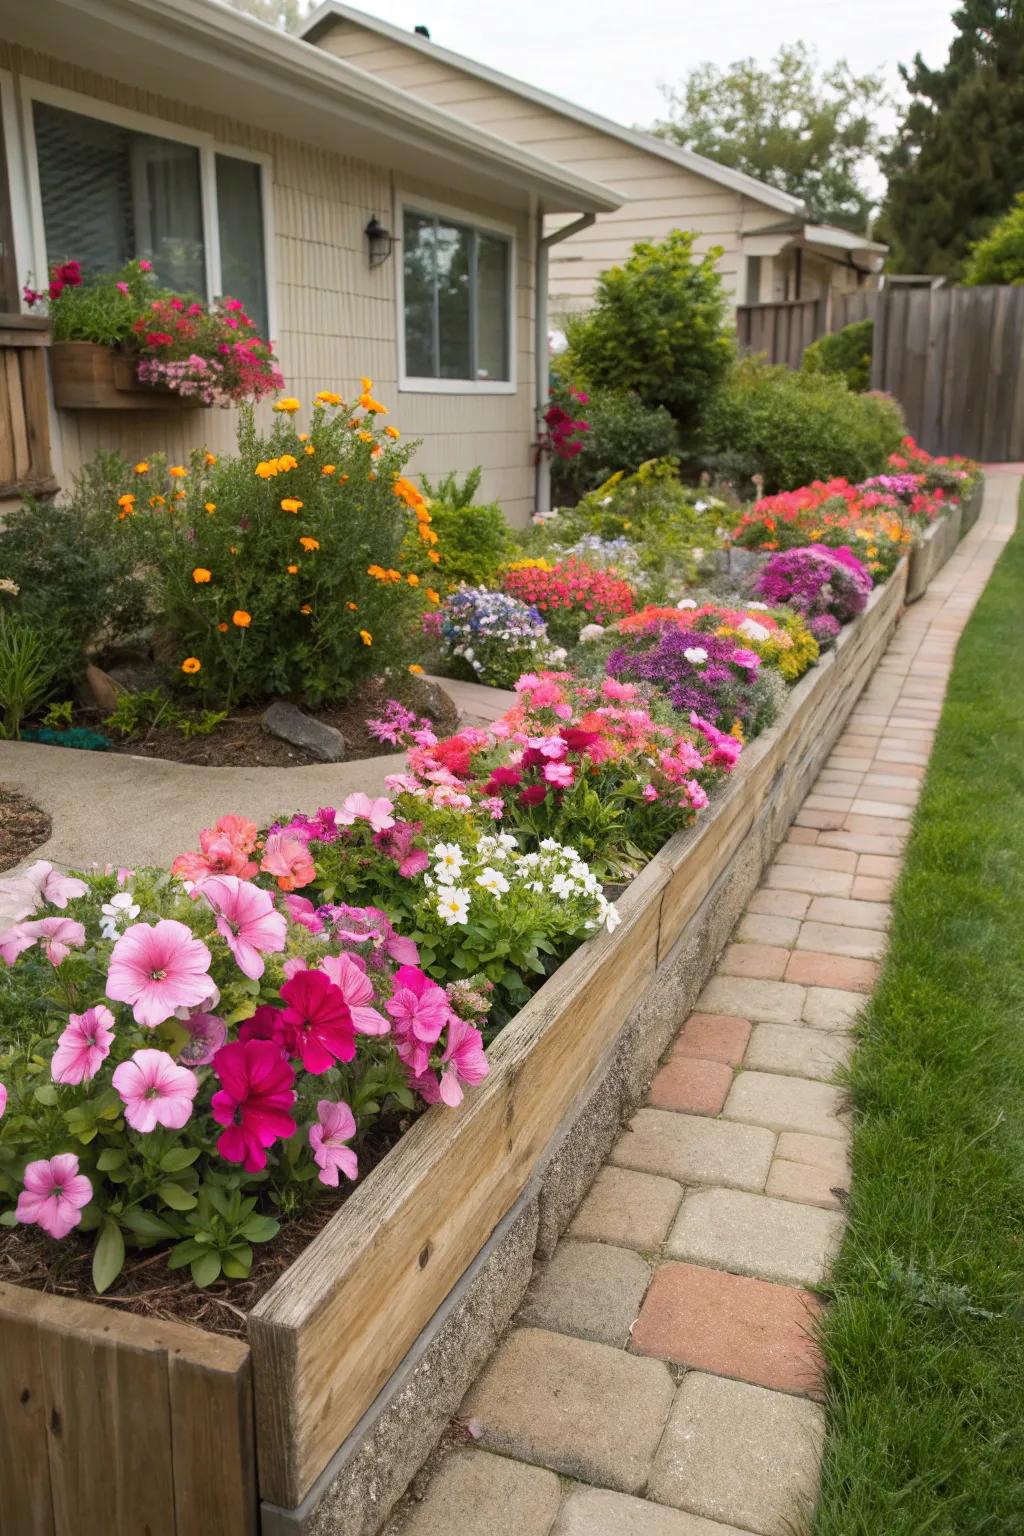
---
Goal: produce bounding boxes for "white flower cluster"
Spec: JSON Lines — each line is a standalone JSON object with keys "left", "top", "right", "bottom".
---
{"left": 0, "top": 577, "right": 20, "bottom": 597}
{"left": 428, "top": 835, "right": 621, "bottom": 933}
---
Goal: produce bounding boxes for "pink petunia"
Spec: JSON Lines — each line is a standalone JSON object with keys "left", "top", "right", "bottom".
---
{"left": 283, "top": 894, "right": 325, "bottom": 934}
{"left": 413, "top": 1016, "right": 489, "bottom": 1107}
{"left": 0, "top": 916, "right": 87, "bottom": 967}
{"left": 277, "top": 970, "right": 355, "bottom": 1074}
{"left": 386, "top": 965, "right": 451, "bottom": 1075}
{"left": 308, "top": 1099, "right": 359, "bottom": 1186}
{"left": 16, "top": 1153, "right": 92, "bottom": 1240}
{"left": 105, "top": 920, "right": 213, "bottom": 1027}
{"left": 179, "top": 1011, "right": 228, "bottom": 1066}
{"left": 319, "top": 952, "right": 389, "bottom": 1035}
{"left": 199, "top": 874, "right": 287, "bottom": 980}
{"left": 260, "top": 832, "right": 316, "bottom": 892}
{"left": 112, "top": 1048, "right": 198, "bottom": 1133}
{"left": 337, "top": 792, "right": 395, "bottom": 834}
{"left": 51, "top": 1006, "right": 116, "bottom": 1084}
{"left": 24, "top": 861, "right": 88, "bottom": 910}
{"left": 211, "top": 1039, "right": 297, "bottom": 1171}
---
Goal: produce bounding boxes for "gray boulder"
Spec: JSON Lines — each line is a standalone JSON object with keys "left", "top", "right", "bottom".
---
{"left": 261, "top": 700, "right": 346, "bottom": 762}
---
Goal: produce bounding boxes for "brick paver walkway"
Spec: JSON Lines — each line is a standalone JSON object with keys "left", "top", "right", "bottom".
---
{"left": 388, "top": 476, "right": 1019, "bottom": 1536}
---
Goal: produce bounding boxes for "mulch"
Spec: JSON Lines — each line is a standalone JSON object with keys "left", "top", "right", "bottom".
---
{"left": 0, "top": 786, "right": 51, "bottom": 871}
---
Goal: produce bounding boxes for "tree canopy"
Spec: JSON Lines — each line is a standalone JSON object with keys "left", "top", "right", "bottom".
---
{"left": 652, "top": 43, "right": 891, "bottom": 231}
{"left": 878, "top": 0, "right": 1024, "bottom": 276}
{"left": 963, "top": 192, "right": 1024, "bottom": 283}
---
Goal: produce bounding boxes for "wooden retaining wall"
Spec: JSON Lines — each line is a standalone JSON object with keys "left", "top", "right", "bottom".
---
{"left": 0, "top": 1283, "right": 256, "bottom": 1536}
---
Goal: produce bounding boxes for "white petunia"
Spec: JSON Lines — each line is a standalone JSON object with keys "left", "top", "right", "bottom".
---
{"left": 432, "top": 842, "right": 465, "bottom": 876}
{"left": 676, "top": 598, "right": 697, "bottom": 610}
{"left": 436, "top": 886, "right": 471, "bottom": 926}
{"left": 476, "top": 867, "right": 510, "bottom": 896}
{"left": 99, "top": 890, "right": 140, "bottom": 940}
{"left": 683, "top": 646, "right": 708, "bottom": 665}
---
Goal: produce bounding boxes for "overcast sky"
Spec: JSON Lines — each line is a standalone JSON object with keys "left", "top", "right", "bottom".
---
{"left": 338, "top": 0, "right": 957, "bottom": 131}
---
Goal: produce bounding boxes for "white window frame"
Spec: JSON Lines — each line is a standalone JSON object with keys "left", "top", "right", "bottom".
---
{"left": 13, "top": 78, "right": 277, "bottom": 340}
{"left": 394, "top": 189, "right": 517, "bottom": 396}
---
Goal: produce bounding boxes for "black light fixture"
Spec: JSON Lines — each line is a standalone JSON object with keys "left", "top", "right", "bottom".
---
{"left": 365, "top": 216, "right": 396, "bottom": 269}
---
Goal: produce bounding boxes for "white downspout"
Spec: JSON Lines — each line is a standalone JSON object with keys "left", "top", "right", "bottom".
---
{"left": 535, "top": 212, "right": 596, "bottom": 514}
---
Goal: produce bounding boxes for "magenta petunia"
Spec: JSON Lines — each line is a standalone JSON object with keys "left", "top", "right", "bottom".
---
{"left": 318, "top": 952, "right": 389, "bottom": 1035}
{"left": 412, "top": 1016, "right": 489, "bottom": 1108}
{"left": 106, "top": 920, "right": 213, "bottom": 1027}
{"left": 386, "top": 965, "right": 451, "bottom": 1076}
{"left": 278, "top": 969, "right": 356, "bottom": 1074}
{"left": 211, "top": 1039, "right": 297, "bottom": 1171}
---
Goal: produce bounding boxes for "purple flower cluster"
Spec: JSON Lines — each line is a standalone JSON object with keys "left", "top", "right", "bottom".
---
{"left": 752, "top": 544, "right": 871, "bottom": 634}
{"left": 607, "top": 628, "right": 763, "bottom": 731}
{"left": 860, "top": 473, "right": 923, "bottom": 502}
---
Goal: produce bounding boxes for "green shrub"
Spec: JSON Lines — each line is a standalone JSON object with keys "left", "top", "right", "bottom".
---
{"left": 563, "top": 230, "right": 733, "bottom": 439}
{"left": 0, "top": 609, "right": 56, "bottom": 739}
{"left": 116, "top": 399, "right": 438, "bottom": 707}
{"left": 963, "top": 192, "right": 1024, "bottom": 285}
{"left": 551, "top": 387, "right": 681, "bottom": 503}
{"left": 701, "top": 357, "right": 905, "bottom": 494}
{"left": 423, "top": 497, "right": 518, "bottom": 590}
{"left": 802, "top": 318, "right": 874, "bottom": 393}
{"left": 0, "top": 462, "right": 148, "bottom": 687}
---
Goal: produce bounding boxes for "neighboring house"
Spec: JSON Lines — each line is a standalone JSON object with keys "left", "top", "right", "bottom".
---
{"left": 300, "top": 1, "right": 888, "bottom": 318}
{"left": 0, "top": 0, "right": 620, "bottom": 521}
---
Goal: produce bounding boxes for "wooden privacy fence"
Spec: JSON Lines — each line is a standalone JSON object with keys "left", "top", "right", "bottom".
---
{"left": 736, "top": 290, "right": 879, "bottom": 369}
{"left": 0, "top": 1282, "right": 257, "bottom": 1536}
{"left": 871, "top": 285, "right": 1024, "bottom": 461}
{"left": 0, "top": 316, "right": 58, "bottom": 500}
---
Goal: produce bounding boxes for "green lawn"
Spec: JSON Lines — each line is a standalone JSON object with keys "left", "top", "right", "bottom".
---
{"left": 815, "top": 490, "right": 1024, "bottom": 1536}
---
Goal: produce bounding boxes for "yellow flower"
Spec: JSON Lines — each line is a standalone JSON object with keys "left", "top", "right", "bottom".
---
{"left": 426, "top": 588, "right": 440, "bottom": 605}
{"left": 359, "top": 629, "right": 373, "bottom": 646}
{"left": 181, "top": 657, "right": 201, "bottom": 675}
{"left": 174, "top": 491, "right": 186, "bottom": 501}
{"left": 358, "top": 378, "right": 388, "bottom": 414}
{"left": 315, "top": 390, "right": 342, "bottom": 406}
{"left": 204, "top": 452, "right": 217, "bottom": 466}
{"left": 281, "top": 498, "right": 304, "bottom": 514}
{"left": 299, "top": 536, "right": 320, "bottom": 551}
{"left": 169, "top": 465, "right": 187, "bottom": 479}
{"left": 359, "top": 431, "right": 374, "bottom": 444}
{"left": 322, "top": 464, "right": 336, "bottom": 476}
{"left": 277, "top": 454, "right": 298, "bottom": 472}
{"left": 274, "top": 397, "right": 301, "bottom": 413}
{"left": 408, "top": 663, "right": 424, "bottom": 674}
{"left": 133, "top": 461, "right": 149, "bottom": 475}
{"left": 384, "top": 425, "right": 400, "bottom": 440}
{"left": 287, "top": 563, "right": 299, "bottom": 574}
{"left": 229, "top": 545, "right": 238, "bottom": 555}
{"left": 192, "top": 568, "right": 212, "bottom": 584}
{"left": 367, "top": 565, "right": 387, "bottom": 580}
{"left": 232, "top": 610, "right": 251, "bottom": 628}
{"left": 386, "top": 568, "right": 402, "bottom": 583}
{"left": 305, "top": 445, "right": 315, "bottom": 456}
{"left": 300, "top": 603, "right": 312, "bottom": 615}
{"left": 407, "top": 572, "right": 420, "bottom": 586}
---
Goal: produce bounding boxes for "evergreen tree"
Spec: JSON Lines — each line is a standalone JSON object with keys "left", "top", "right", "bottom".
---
{"left": 879, "top": 0, "right": 1024, "bottom": 276}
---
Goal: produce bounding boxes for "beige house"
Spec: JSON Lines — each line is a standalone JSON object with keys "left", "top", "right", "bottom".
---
{"left": 301, "top": 1, "right": 888, "bottom": 317}
{"left": 0, "top": 0, "right": 621, "bottom": 521}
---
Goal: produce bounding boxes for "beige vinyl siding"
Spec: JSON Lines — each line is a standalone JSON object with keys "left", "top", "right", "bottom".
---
{"left": 1, "top": 43, "right": 537, "bottom": 523}
{"left": 315, "top": 20, "right": 788, "bottom": 313}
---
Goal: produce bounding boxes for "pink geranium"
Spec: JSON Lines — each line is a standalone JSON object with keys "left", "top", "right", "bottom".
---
{"left": 319, "top": 952, "right": 389, "bottom": 1035}
{"left": 543, "top": 761, "right": 574, "bottom": 787}
{"left": 105, "top": 919, "right": 213, "bottom": 1027}
{"left": 16, "top": 1153, "right": 92, "bottom": 1240}
{"left": 211, "top": 1039, "right": 297, "bottom": 1171}
{"left": 199, "top": 874, "right": 287, "bottom": 980}
{"left": 0, "top": 916, "right": 87, "bottom": 967}
{"left": 413, "top": 1016, "right": 489, "bottom": 1107}
{"left": 386, "top": 964, "right": 451, "bottom": 1075}
{"left": 112, "top": 1049, "right": 198, "bottom": 1132}
{"left": 337, "top": 792, "right": 395, "bottom": 833}
{"left": 51, "top": 1005, "right": 116, "bottom": 1084}
{"left": 278, "top": 969, "right": 355, "bottom": 1073}
{"left": 260, "top": 832, "right": 316, "bottom": 892}
{"left": 308, "top": 1099, "right": 359, "bottom": 1186}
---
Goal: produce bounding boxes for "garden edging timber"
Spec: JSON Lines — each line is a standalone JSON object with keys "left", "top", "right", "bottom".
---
{"left": 251, "top": 557, "right": 910, "bottom": 1536}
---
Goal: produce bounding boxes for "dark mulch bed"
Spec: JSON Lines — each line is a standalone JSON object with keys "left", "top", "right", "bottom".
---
{"left": 0, "top": 786, "right": 51, "bottom": 871}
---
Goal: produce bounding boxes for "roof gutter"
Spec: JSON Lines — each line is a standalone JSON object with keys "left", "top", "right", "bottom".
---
{"left": 535, "top": 213, "right": 595, "bottom": 515}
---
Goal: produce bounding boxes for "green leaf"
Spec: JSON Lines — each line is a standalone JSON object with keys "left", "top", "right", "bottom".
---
{"left": 157, "top": 1182, "right": 198, "bottom": 1212}
{"left": 159, "top": 1146, "right": 200, "bottom": 1173}
{"left": 168, "top": 1238, "right": 207, "bottom": 1269}
{"left": 92, "top": 1218, "right": 125, "bottom": 1295}
{"left": 191, "top": 1250, "right": 222, "bottom": 1288}
{"left": 96, "top": 1148, "right": 127, "bottom": 1172}
{"left": 33, "top": 1084, "right": 58, "bottom": 1107}
{"left": 239, "top": 1214, "right": 280, "bottom": 1243}
{"left": 121, "top": 1207, "right": 178, "bottom": 1240}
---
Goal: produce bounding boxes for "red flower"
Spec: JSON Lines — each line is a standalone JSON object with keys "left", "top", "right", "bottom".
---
{"left": 518, "top": 784, "right": 548, "bottom": 807}
{"left": 211, "top": 1039, "right": 296, "bottom": 1172}
{"left": 485, "top": 765, "right": 523, "bottom": 792}
{"left": 560, "top": 726, "right": 601, "bottom": 754}
{"left": 278, "top": 970, "right": 355, "bottom": 1074}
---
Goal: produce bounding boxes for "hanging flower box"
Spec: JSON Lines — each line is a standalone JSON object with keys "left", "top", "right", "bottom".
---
{"left": 50, "top": 341, "right": 204, "bottom": 411}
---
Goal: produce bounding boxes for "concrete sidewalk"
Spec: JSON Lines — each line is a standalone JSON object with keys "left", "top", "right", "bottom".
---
{"left": 381, "top": 477, "right": 1019, "bottom": 1536}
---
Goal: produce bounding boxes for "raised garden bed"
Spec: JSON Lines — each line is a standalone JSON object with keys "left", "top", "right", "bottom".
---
{"left": 906, "top": 500, "right": 964, "bottom": 602}
{"left": 50, "top": 341, "right": 204, "bottom": 412}
{"left": 0, "top": 551, "right": 916, "bottom": 1536}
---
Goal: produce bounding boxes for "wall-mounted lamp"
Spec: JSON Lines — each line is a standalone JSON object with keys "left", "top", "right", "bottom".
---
{"left": 365, "top": 216, "right": 396, "bottom": 269}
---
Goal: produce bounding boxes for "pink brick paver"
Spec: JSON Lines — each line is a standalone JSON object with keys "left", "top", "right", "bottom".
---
{"left": 392, "top": 479, "right": 1017, "bottom": 1536}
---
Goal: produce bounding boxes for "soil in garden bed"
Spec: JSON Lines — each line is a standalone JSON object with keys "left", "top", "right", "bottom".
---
{"left": 0, "top": 787, "right": 52, "bottom": 871}
{"left": 0, "top": 1117, "right": 410, "bottom": 1337}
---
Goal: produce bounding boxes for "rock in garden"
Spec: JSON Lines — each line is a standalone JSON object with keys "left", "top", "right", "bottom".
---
{"left": 84, "top": 663, "right": 120, "bottom": 712}
{"left": 261, "top": 700, "right": 346, "bottom": 762}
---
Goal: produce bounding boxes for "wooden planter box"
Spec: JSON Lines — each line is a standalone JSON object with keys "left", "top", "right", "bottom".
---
{"left": 0, "top": 526, "right": 943, "bottom": 1536}
{"left": 50, "top": 341, "right": 201, "bottom": 411}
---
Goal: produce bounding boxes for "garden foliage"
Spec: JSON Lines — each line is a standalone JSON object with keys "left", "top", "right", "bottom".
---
{"left": 802, "top": 318, "right": 874, "bottom": 393}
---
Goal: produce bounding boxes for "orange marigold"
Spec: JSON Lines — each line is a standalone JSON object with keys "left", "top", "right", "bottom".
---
{"left": 281, "top": 498, "right": 304, "bottom": 514}
{"left": 169, "top": 465, "right": 187, "bottom": 479}
{"left": 192, "top": 568, "right": 212, "bottom": 584}
{"left": 359, "top": 629, "right": 373, "bottom": 646}
{"left": 133, "top": 462, "right": 149, "bottom": 475}
{"left": 232, "top": 610, "right": 251, "bottom": 628}
{"left": 273, "top": 397, "right": 301, "bottom": 414}
{"left": 181, "top": 657, "right": 201, "bottom": 675}
{"left": 299, "top": 537, "right": 320, "bottom": 551}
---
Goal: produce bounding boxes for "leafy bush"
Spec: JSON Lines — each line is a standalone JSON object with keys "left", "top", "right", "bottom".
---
{"left": 563, "top": 230, "right": 733, "bottom": 439}
{"left": 422, "top": 498, "right": 518, "bottom": 590}
{"left": 963, "top": 192, "right": 1024, "bottom": 285}
{"left": 0, "top": 466, "right": 148, "bottom": 687}
{"left": 0, "top": 610, "right": 56, "bottom": 739}
{"left": 701, "top": 357, "right": 905, "bottom": 494}
{"left": 116, "top": 390, "right": 440, "bottom": 707}
{"left": 802, "top": 319, "right": 874, "bottom": 393}
{"left": 550, "top": 387, "right": 681, "bottom": 503}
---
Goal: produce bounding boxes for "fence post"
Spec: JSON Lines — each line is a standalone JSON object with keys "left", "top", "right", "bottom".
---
{"left": 870, "top": 288, "right": 889, "bottom": 394}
